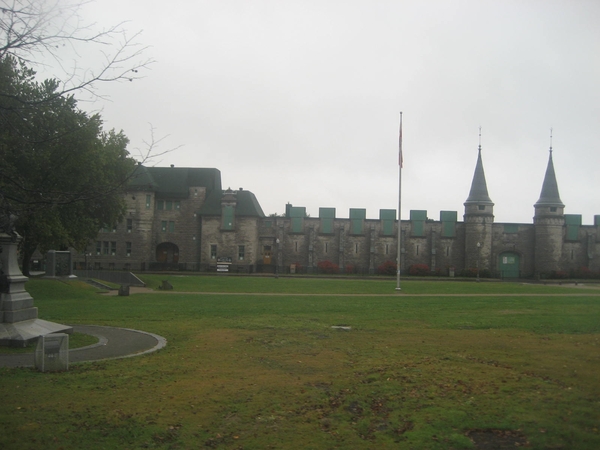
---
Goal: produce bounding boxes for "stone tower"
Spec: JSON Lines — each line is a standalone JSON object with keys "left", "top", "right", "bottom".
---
{"left": 534, "top": 149, "right": 565, "bottom": 277}
{"left": 464, "top": 137, "right": 494, "bottom": 272}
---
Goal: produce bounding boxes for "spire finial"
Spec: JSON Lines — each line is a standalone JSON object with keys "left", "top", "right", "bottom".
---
{"left": 549, "top": 127, "right": 553, "bottom": 154}
{"left": 478, "top": 126, "right": 482, "bottom": 152}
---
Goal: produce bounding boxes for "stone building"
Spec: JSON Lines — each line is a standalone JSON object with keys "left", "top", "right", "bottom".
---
{"left": 72, "top": 149, "right": 600, "bottom": 278}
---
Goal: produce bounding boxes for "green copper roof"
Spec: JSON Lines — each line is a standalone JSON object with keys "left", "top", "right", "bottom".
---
{"left": 535, "top": 151, "right": 564, "bottom": 207}
{"left": 198, "top": 189, "right": 265, "bottom": 218}
{"left": 129, "top": 166, "right": 222, "bottom": 198}
{"left": 465, "top": 148, "right": 494, "bottom": 205}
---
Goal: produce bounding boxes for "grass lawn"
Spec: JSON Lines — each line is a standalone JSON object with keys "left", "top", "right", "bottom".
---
{"left": 1, "top": 276, "right": 599, "bottom": 449}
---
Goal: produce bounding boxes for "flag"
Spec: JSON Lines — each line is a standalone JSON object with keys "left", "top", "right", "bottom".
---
{"left": 398, "top": 112, "right": 403, "bottom": 168}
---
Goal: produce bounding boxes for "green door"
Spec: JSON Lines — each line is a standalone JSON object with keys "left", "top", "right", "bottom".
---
{"left": 499, "top": 252, "right": 520, "bottom": 278}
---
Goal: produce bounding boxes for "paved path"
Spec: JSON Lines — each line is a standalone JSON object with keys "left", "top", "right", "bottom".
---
{"left": 0, "top": 325, "right": 167, "bottom": 369}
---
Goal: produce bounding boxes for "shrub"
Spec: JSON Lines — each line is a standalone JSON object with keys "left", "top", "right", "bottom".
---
{"left": 377, "top": 260, "right": 397, "bottom": 276}
{"left": 548, "top": 270, "right": 569, "bottom": 280}
{"left": 344, "top": 264, "right": 357, "bottom": 274}
{"left": 317, "top": 260, "right": 339, "bottom": 274}
{"left": 409, "top": 263, "right": 430, "bottom": 276}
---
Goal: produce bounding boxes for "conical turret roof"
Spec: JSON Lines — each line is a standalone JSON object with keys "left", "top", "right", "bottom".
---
{"left": 465, "top": 147, "right": 493, "bottom": 205}
{"left": 535, "top": 151, "right": 564, "bottom": 207}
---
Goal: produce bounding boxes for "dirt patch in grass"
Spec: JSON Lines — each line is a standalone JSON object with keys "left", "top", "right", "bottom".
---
{"left": 467, "top": 429, "right": 529, "bottom": 449}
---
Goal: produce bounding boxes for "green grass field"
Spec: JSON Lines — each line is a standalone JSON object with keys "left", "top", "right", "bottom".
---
{"left": 1, "top": 276, "right": 599, "bottom": 449}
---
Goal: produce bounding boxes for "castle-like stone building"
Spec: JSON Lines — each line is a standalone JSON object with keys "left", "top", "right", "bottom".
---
{"left": 73, "top": 149, "right": 599, "bottom": 278}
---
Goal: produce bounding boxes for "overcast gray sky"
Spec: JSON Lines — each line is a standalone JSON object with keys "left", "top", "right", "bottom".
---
{"left": 71, "top": 0, "right": 599, "bottom": 224}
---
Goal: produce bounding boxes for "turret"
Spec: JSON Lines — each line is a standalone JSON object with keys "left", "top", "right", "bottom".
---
{"left": 534, "top": 141, "right": 565, "bottom": 277}
{"left": 464, "top": 129, "right": 494, "bottom": 273}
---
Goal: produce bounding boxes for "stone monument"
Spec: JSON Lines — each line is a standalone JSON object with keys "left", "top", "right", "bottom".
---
{"left": 0, "top": 231, "right": 73, "bottom": 347}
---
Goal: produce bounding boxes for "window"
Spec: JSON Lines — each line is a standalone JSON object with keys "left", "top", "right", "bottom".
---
{"left": 175, "top": 201, "right": 181, "bottom": 210}
{"left": 210, "top": 244, "right": 217, "bottom": 259}
{"left": 103, "top": 241, "right": 109, "bottom": 255}
{"left": 565, "top": 215, "right": 582, "bottom": 241}
{"left": 325, "top": 242, "right": 328, "bottom": 254}
{"left": 550, "top": 207, "right": 557, "bottom": 212}
{"left": 385, "top": 244, "right": 389, "bottom": 255}
{"left": 96, "top": 241, "right": 101, "bottom": 256}
{"left": 166, "top": 200, "right": 172, "bottom": 210}
{"left": 416, "top": 244, "right": 420, "bottom": 256}
{"left": 127, "top": 219, "right": 133, "bottom": 233}
{"left": 126, "top": 242, "right": 132, "bottom": 257}
{"left": 355, "top": 243, "right": 359, "bottom": 254}
{"left": 161, "top": 221, "right": 167, "bottom": 232}
{"left": 169, "top": 221, "right": 175, "bottom": 233}
{"left": 503, "top": 224, "right": 519, "bottom": 234}
{"left": 238, "top": 245, "right": 245, "bottom": 261}
{"left": 110, "top": 242, "right": 116, "bottom": 256}
{"left": 157, "top": 200, "right": 164, "bottom": 210}
{"left": 295, "top": 241, "right": 298, "bottom": 252}
{"left": 222, "top": 205, "right": 235, "bottom": 230}
{"left": 478, "top": 205, "right": 486, "bottom": 211}
{"left": 146, "top": 195, "right": 151, "bottom": 209}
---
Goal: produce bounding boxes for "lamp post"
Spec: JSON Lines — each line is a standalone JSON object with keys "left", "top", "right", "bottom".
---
{"left": 275, "top": 238, "right": 280, "bottom": 278}
{"left": 476, "top": 242, "right": 481, "bottom": 282}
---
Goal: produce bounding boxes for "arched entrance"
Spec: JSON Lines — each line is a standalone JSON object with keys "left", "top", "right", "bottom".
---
{"left": 498, "top": 252, "right": 520, "bottom": 279}
{"left": 156, "top": 242, "right": 179, "bottom": 264}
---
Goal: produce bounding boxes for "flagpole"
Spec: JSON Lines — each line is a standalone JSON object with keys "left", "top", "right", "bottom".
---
{"left": 396, "top": 112, "right": 403, "bottom": 291}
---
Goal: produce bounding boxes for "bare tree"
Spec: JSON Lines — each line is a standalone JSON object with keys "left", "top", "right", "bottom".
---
{"left": 0, "top": 0, "right": 152, "bottom": 99}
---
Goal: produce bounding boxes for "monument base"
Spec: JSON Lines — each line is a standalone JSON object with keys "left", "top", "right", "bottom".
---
{"left": 0, "top": 319, "right": 73, "bottom": 347}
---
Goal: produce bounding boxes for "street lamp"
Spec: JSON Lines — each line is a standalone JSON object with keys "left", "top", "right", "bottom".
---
{"left": 476, "top": 242, "right": 481, "bottom": 282}
{"left": 275, "top": 238, "right": 280, "bottom": 278}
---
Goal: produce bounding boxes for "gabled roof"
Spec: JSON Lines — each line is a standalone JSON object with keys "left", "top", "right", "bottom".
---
{"left": 535, "top": 151, "right": 564, "bottom": 207}
{"left": 198, "top": 189, "right": 265, "bottom": 218}
{"left": 128, "top": 166, "right": 222, "bottom": 198}
{"left": 465, "top": 148, "right": 494, "bottom": 205}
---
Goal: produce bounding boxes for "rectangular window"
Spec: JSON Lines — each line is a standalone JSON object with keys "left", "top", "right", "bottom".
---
{"left": 146, "top": 194, "right": 151, "bottom": 209}
{"left": 478, "top": 205, "right": 486, "bottom": 211}
{"left": 325, "top": 242, "right": 329, "bottom": 254}
{"left": 355, "top": 243, "right": 359, "bottom": 254}
{"left": 169, "top": 221, "right": 175, "bottom": 233}
{"left": 157, "top": 200, "right": 164, "bottom": 210}
{"left": 166, "top": 200, "right": 173, "bottom": 210}
{"left": 126, "top": 242, "right": 132, "bottom": 257}
{"left": 264, "top": 220, "right": 272, "bottom": 228}
{"left": 161, "top": 221, "right": 167, "bottom": 232}
{"left": 110, "top": 241, "right": 116, "bottom": 256}
{"left": 127, "top": 218, "right": 133, "bottom": 233}
{"left": 96, "top": 241, "right": 101, "bottom": 256}
{"left": 103, "top": 241, "right": 109, "bottom": 255}
{"left": 210, "top": 244, "right": 217, "bottom": 259}
{"left": 295, "top": 241, "right": 298, "bottom": 252}
{"left": 222, "top": 205, "right": 235, "bottom": 230}
{"left": 503, "top": 224, "right": 519, "bottom": 234}
{"left": 238, "top": 245, "right": 245, "bottom": 261}
{"left": 385, "top": 244, "right": 389, "bottom": 255}
{"left": 416, "top": 244, "right": 420, "bottom": 256}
